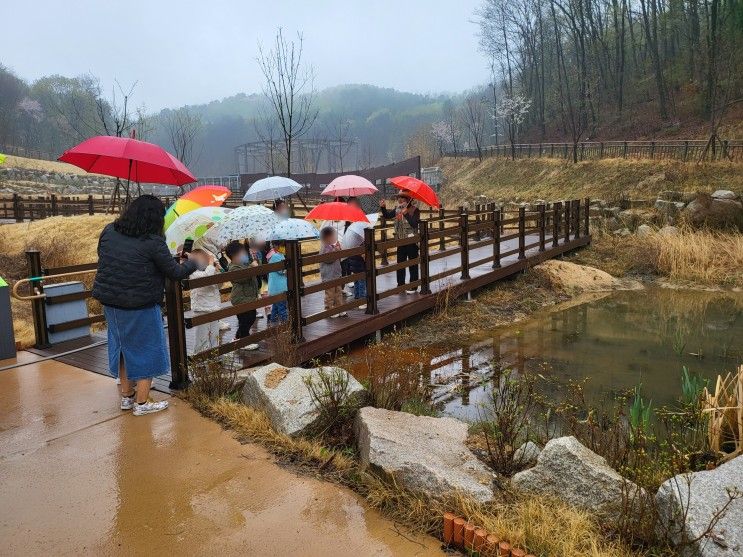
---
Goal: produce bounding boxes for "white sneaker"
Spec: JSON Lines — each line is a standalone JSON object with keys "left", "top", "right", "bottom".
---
{"left": 257, "top": 314, "right": 265, "bottom": 319}
{"left": 358, "top": 304, "right": 367, "bottom": 310}
{"left": 245, "top": 343, "right": 260, "bottom": 351}
{"left": 120, "top": 395, "right": 135, "bottom": 411}
{"left": 338, "top": 312, "right": 348, "bottom": 317}
{"left": 406, "top": 288, "right": 418, "bottom": 294}
{"left": 343, "top": 290, "right": 354, "bottom": 298}
{"left": 219, "top": 321, "right": 231, "bottom": 331}
{"left": 133, "top": 399, "right": 169, "bottom": 416}
{"left": 329, "top": 314, "right": 338, "bottom": 318}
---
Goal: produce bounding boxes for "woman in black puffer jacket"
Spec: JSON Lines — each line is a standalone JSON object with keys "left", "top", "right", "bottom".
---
{"left": 93, "top": 195, "right": 198, "bottom": 416}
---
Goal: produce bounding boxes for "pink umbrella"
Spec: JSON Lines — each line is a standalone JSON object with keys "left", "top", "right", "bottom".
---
{"left": 321, "top": 175, "right": 378, "bottom": 197}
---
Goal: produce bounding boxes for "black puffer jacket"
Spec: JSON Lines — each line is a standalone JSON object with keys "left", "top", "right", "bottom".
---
{"left": 92, "top": 223, "right": 197, "bottom": 309}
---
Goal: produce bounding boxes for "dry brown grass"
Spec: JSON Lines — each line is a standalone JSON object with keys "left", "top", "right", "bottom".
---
{"left": 0, "top": 154, "right": 106, "bottom": 175}
{"left": 0, "top": 214, "right": 113, "bottom": 347}
{"left": 573, "top": 228, "right": 743, "bottom": 287}
{"left": 188, "top": 394, "right": 638, "bottom": 557}
{"left": 439, "top": 156, "right": 743, "bottom": 205}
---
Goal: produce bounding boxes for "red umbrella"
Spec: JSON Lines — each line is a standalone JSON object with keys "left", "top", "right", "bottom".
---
{"left": 58, "top": 135, "right": 196, "bottom": 186}
{"left": 305, "top": 202, "right": 369, "bottom": 223}
{"left": 388, "top": 176, "right": 441, "bottom": 208}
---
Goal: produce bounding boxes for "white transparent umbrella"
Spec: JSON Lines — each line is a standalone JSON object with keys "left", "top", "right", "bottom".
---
{"left": 199, "top": 205, "right": 280, "bottom": 252}
{"left": 267, "top": 218, "right": 320, "bottom": 240}
{"left": 342, "top": 213, "right": 379, "bottom": 248}
{"left": 242, "top": 176, "right": 303, "bottom": 202}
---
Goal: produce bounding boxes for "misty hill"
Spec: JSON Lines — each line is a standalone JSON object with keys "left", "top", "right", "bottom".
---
{"left": 148, "top": 84, "right": 448, "bottom": 176}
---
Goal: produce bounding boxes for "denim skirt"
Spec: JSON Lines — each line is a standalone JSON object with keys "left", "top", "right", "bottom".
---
{"left": 103, "top": 305, "right": 170, "bottom": 381}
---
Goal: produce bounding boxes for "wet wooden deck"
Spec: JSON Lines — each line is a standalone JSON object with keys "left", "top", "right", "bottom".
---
{"left": 27, "top": 231, "right": 590, "bottom": 391}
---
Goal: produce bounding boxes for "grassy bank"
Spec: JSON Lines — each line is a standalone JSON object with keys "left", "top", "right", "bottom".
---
{"left": 438, "top": 157, "right": 743, "bottom": 205}
{"left": 572, "top": 228, "right": 743, "bottom": 288}
{"left": 187, "top": 393, "right": 636, "bottom": 557}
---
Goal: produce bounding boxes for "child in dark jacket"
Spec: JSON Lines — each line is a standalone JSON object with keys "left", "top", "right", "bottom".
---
{"left": 225, "top": 240, "right": 260, "bottom": 349}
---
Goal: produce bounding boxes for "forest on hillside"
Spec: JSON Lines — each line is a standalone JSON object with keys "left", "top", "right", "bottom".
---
{"left": 0, "top": 0, "right": 741, "bottom": 176}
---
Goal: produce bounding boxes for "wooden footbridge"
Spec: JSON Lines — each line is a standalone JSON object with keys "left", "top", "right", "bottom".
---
{"left": 20, "top": 199, "right": 591, "bottom": 391}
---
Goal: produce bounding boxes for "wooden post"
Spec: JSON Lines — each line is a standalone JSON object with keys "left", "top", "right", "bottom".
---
{"left": 584, "top": 197, "right": 590, "bottom": 237}
{"left": 564, "top": 200, "right": 571, "bottom": 243}
{"left": 364, "top": 228, "right": 378, "bottom": 314}
{"left": 13, "top": 193, "right": 21, "bottom": 222}
{"left": 438, "top": 208, "right": 445, "bottom": 251}
{"left": 538, "top": 204, "right": 546, "bottom": 251}
{"left": 492, "top": 207, "right": 501, "bottom": 268}
{"left": 623, "top": 141, "right": 628, "bottom": 158}
{"left": 164, "top": 277, "right": 188, "bottom": 389}
{"left": 26, "top": 249, "right": 50, "bottom": 348}
{"left": 683, "top": 140, "right": 689, "bottom": 161}
{"left": 518, "top": 207, "right": 526, "bottom": 259}
{"left": 380, "top": 214, "right": 389, "bottom": 266}
{"left": 87, "top": 194, "right": 94, "bottom": 215}
{"left": 418, "top": 221, "right": 431, "bottom": 295}
{"left": 50, "top": 194, "right": 58, "bottom": 216}
{"left": 499, "top": 206, "right": 505, "bottom": 234}
{"left": 459, "top": 208, "right": 470, "bottom": 279}
{"left": 573, "top": 199, "right": 581, "bottom": 239}
{"left": 599, "top": 142, "right": 604, "bottom": 158}
{"left": 285, "top": 240, "right": 304, "bottom": 341}
{"left": 552, "top": 202, "right": 560, "bottom": 247}
{"left": 650, "top": 141, "right": 655, "bottom": 159}
{"left": 474, "top": 204, "right": 481, "bottom": 240}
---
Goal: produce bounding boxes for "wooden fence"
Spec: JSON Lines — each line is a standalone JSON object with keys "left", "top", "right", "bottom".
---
{"left": 21, "top": 198, "right": 591, "bottom": 388}
{"left": 450, "top": 139, "right": 743, "bottom": 162}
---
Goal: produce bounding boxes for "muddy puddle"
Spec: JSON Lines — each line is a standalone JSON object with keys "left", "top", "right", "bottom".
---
{"left": 349, "top": 288, "right": 743, "bottom": 421}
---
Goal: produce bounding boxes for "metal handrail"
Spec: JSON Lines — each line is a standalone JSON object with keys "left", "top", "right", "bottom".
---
{"left": 11, "top": 269, "right": 96, "bottom": 301}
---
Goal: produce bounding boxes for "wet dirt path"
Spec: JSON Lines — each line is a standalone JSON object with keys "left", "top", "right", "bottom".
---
{"left": 0, "top": 352, "right": 442, "bottom": 556}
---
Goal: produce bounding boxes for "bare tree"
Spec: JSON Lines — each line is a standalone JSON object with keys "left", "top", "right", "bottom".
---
{"left": 324, "top": 116, "right": 355, "bottom": 172}
{"left": 257, "top": 28, "right": 318, "bottom": 177}
{"left": 163, "top": 108, "right": 202, "bottom": 168}
{"left": 461, "top": 94, "right": 487, "bottom": 161}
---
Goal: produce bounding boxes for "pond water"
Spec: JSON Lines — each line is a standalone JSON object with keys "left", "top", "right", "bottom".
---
{"left": 351, "top": 288, "right": 743, "bottom": 422}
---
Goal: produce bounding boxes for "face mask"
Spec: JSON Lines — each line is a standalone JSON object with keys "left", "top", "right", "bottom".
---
{"left": 278, "top": 209, "right": 289, "bottom": 218}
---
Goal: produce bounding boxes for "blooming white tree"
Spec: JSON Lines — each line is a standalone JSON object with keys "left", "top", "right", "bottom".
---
{"left": 496, "top": 94, "right": 531, "bottom": 159}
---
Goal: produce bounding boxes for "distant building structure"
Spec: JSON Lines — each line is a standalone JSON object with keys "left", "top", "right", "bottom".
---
{"left": 421, "top": 166, "right": 443, "bottom": 191}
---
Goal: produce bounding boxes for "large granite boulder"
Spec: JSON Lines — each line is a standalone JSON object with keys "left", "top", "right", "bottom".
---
{"left": 355, "top": 407, "right": 494, "bottom": 502}
{"left": 511, "top": 437, "right": 644, "bottom": 521}
{"left": 656, "top": 455, "right": 743, "bottom": 556}
{"left": 683, "top": 194, "right": 743, "bottom": 231}
{"left": 242, "top": 363, "right": 365, "bottom": 436}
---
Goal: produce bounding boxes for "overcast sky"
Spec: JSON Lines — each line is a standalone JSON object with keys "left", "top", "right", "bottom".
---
{"left": 3, "top": 0, "right": 485, "bottom": 111}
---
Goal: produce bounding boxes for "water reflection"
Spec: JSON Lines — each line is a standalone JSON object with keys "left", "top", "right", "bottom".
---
{"left": 369, "top": 289, "right": 743, "bottom": 422}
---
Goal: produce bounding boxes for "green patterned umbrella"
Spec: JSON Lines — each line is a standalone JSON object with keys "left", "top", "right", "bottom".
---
{"left": 165, "top": 206, "right": 232, "bottom": 254}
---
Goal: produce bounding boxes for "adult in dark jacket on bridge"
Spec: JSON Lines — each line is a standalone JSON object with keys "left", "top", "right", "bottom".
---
{"left": 380, "top": 193, "right": 420, "bottom": 293}
{"left": 93, "top": 195, "right": 199, "bottom": 416}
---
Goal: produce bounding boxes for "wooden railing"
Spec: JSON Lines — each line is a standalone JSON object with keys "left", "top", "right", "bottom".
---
{"left": 20, "top": 198, "right": 591, "bottom": 389}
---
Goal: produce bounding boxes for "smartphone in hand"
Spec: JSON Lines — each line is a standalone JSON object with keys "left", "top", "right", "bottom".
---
{"left": 183, "top": 238, "right": 194, "bottom": 254}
